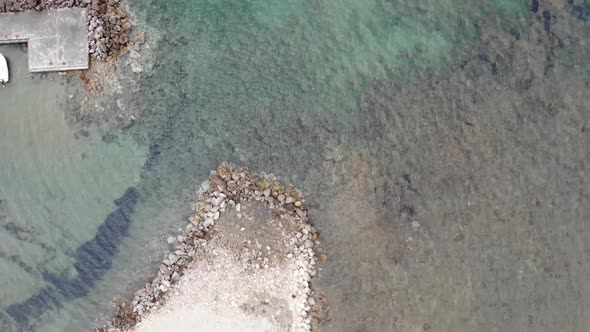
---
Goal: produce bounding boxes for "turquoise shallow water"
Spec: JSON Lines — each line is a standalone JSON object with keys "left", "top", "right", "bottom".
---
{"left": 2, "top": 0, "right": 590, "bottom": 331}
{"left": 0, "top": 45, "right": 146, "bottom": 330}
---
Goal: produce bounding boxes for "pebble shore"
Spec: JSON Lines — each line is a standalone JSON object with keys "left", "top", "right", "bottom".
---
{"left": 94, "top": 165, "right": 324, "bottom": 332}
{"left": 0, "top": 0, "right": 132, "bottom": 61}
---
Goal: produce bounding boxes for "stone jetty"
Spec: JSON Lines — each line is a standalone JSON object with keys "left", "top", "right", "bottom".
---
{"left": 93, "top": 165, "right": 325, "bottom": 332}
{"left": 0, "top": 8, "right": 89, "bottom": 72}
{"left": 0, "top": 0, "right": 132, "bottom": 61}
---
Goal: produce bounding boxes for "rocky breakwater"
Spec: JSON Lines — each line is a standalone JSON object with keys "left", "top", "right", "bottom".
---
{"left": 0, "top": 0, "right": 132, "bottom": 61}
{"left": 94, "top": 165, "right": 327, "bottom": 332}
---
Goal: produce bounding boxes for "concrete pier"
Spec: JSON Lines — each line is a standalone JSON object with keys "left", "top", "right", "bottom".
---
{"left": 0, "top": 8, "right": 88, "bottom": 72}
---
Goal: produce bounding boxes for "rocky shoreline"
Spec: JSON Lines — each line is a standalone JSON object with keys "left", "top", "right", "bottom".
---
{"left": 0, "top": 0, "right": 132, "bottom": 61}
{"left": 93, "top": 165, "right": 326, "bottom": 332}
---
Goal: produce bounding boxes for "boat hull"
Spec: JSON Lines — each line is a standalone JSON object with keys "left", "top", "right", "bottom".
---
{"left": 0, "top": 53, "right": 9, "bottom": 84}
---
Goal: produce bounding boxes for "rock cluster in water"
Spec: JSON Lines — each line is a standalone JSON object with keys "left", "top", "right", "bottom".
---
{"left": 0, "top": 0, "right": 131, "bottom": 61}
{"left": 93, "top": 165, "right": 322, "bottom": 332}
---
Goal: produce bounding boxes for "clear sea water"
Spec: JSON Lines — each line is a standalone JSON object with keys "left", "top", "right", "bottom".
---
{"left": 1, "top": 0, "right": 590, "bottom": 331}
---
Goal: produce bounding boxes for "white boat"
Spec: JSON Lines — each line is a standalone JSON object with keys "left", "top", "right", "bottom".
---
{"left": 0, "top": 53, "right": 8, "bottom": 85}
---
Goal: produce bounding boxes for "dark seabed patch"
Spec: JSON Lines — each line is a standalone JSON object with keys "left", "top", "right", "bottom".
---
{"left": 542, "top": 10, "right": 552, "bottom": 33}
{"left": 5, "top": 188, "right": 140, "bottom": 329}
{"left": 570, "top": 0, "right": 590, "bottom": 21}
{"left": 143, "top": 144, "right": 162, "bottom": 172}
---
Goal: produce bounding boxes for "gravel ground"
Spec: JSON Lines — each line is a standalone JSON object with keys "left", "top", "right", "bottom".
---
{"left": 133, "top": 202, "right": 314, "bottom": 332}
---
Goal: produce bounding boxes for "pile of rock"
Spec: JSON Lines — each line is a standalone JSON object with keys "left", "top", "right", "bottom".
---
{"left": 93, "top": 165, "right": 322, "bottom": 332}
{"left": 0, "top": 0, "right": 132, "bottom": 61}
